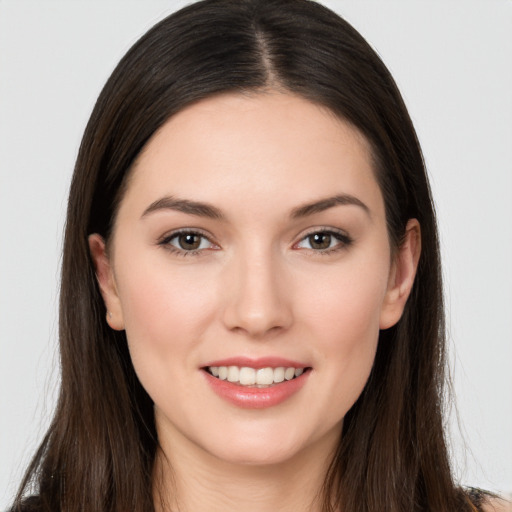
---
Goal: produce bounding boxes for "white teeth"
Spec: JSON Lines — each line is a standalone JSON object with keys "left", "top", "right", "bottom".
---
{"left": 208, "top": 365, "right": 306, "bottom": 386}
{"left": 227, "top": 366, "right": 239, "bottom": 382}
{"left": 256, "top": 367, "right": 274, "bottom": 385}
{"left": 273, "top": 367, "right": 285, "bottom": 383}
{"left": 239, "top": 367, "right": 256, "bottom": 385}
{"left": 284, "top": 367, "right": 295, "bottom": 380}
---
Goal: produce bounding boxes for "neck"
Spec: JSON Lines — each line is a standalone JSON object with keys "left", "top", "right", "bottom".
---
{"left": 153, "top": 427, "right": 339, "bottom": 512}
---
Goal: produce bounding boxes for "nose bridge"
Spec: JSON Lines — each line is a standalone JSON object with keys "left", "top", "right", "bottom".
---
{"left": 221, "top": 242, "right": 292, "bottom": 337}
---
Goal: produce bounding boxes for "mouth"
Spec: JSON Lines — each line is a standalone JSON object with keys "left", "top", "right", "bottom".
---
{"left": 202, "top": 359, "right": 311, "bottom": 408}
{"left": 204, "top": 366, "right": 309, "bottom": 388}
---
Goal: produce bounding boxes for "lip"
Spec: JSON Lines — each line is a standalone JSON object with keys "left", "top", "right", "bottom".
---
{"left": 201, "top": 358, "right": 311, "bottom": 409}
{"left": 203, "top": 356, "right": 308, "bottom": 369}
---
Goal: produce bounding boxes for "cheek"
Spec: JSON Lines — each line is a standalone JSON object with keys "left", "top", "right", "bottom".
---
{"left": 296, "top": 254, "right": 389, "bottom": 393}
{"left": 114, "top": 253, "right": 218, "bottom": 376}
{"left": 299, "top": 256, "right": 389, "bottom": 342}
{"left": 316, "top": 288, "right": 381, "bottom": 373}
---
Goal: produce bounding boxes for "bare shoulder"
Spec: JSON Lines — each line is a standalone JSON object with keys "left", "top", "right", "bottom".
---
{"left": 482, "top": 495, "right": 512, "bottom": 512}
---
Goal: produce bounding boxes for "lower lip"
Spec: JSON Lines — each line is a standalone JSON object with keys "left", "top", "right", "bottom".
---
{"left": 203, "top": 369, "right": 310, "bottom": 409}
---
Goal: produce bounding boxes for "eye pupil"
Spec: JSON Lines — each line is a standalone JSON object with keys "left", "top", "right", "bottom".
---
{"left": 310, "top": 233, "right": 331, "bottom": 250}
{"left": 179, "top": 233, "right": 201, "bottom": 250}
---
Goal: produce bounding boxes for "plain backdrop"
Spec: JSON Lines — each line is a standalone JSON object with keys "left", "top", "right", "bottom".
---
{"left": 1, "top": 0, "right": 511, "bottom": 507}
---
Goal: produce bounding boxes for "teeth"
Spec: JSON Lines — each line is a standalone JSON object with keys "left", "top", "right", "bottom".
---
{"left": 256, "top": 367, "right": 274, "bottom": 385}
{"left": 273, "top": 367, "right": 285, "bottom": 383}
{"left": 227, "top": 366, "right": 239, "bottom": 382}
{"left": 284, "top": 367, "right": 295, "bottom": 380}
{"left": 239, "top": 367, "right": 256, "bottom": 385}
{"left": 207, "top": 366, "right": 306, "bottom": 386}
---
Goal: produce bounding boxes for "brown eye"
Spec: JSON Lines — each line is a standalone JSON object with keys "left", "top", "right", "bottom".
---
{"left": 162, "top": 231, "right": 214, "bottom": 253}
{"left": 295, "top": 229, "right": 352, "bottom": 253}
{"left": 308, "top": 232, "right": 332, "bottom": 250}
{"left": 178, "top": 233, "right": 202, "bottom": 250}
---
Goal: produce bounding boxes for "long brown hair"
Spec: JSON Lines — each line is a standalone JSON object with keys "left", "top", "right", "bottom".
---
{"left": 13, "top": 1, "right": 476, "bottom": 510}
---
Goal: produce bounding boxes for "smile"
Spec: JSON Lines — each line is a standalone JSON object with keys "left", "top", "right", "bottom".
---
{"left": 203, "top": 365, "right": 311, "bottom": 409}
{"left": 206, "top": 366, "right": 306, "bottom": 387}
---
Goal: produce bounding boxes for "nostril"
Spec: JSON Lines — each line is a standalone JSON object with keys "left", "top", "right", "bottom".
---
{"left": 220, "top": 265, "right": 293, "bottom": 336}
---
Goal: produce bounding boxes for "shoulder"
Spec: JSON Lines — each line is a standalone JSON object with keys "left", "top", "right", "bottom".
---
{"left": 481, "top": 495, "right": 512, "bottom": 512}
{"left": 466, "top": 488, "right": 512, "bottom": 512}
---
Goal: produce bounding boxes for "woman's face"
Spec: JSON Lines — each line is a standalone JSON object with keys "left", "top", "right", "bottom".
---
{"left": 91, "top": 92, "right": 416, "bottom": 467}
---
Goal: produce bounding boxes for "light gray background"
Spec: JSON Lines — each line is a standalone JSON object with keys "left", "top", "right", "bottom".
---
{"left": 1, "top": 0, "right": 511, "bottom": 507}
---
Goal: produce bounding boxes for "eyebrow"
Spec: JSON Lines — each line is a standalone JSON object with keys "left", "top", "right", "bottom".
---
{"left": 290, "top": 194, "right": 370, "bottom": 218}
{"left": 141, "top": 196, "right": 224, "bottom": 220}
{"left": 141, "top": 193, "right": 370, "bottom": 221}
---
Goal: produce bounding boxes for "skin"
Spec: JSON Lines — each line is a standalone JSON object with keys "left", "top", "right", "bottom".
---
{"left": 89, "top": 91, "right": 421, "bottom": 512}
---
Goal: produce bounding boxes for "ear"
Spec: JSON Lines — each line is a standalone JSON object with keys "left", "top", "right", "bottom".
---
{"left": 88, "top": 234, "right": 125, "bottom": 330}
{"left": 379, "top": 219, "right": 421, "bottom": 330}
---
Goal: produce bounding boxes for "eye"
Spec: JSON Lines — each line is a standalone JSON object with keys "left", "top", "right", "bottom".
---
{"left": 160, "top": 230, "right": 216, "bottom": 254}
{"left": 295, "top": 229, "right": 352, "bottom": 252}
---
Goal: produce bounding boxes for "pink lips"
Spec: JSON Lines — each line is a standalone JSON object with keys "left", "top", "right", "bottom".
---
{"left": 202, "top": 357, "right": 310, "bottom": 409}
{"left": 203, "top": 356, "right": 307, "bottom": 369}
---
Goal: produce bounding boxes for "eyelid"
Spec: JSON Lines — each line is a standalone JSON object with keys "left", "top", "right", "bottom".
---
{"left": 157, "top": 228, "right": 219, "bottom": 255}
{"left": 292, "top": 226, "right": 353, "bottom": 252}
{"left": 156, "top": 226, "right": 352, "bottom": 256}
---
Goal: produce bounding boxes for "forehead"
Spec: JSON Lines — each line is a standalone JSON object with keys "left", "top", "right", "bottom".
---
{"left": 120, "top": 91, "right": 383, "bottom": 220}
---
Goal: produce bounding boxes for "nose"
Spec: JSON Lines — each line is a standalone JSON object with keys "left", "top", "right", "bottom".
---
{"left": 221, "top": 248, "right": 293, "bottom": 338}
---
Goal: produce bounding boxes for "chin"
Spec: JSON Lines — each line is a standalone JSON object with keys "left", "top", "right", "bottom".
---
{"left": 197, "top": 418, "right": 340, "bottom": 469}
{"left": 207, "top": 439, "right": 305, "bottom": 467}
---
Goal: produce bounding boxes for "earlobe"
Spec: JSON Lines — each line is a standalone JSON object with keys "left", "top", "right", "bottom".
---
{"left": 379, "top": 219, "right": 421, "bottom": 330}
{"left": 88, "top": 234, "right": 125, "bottom": 330}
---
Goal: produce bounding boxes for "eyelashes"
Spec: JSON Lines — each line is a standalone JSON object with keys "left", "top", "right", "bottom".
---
{"left": 157, "top": 229, "right": 218, "bottom": 257}
{"left": 293, "top": 229, "right": 352, "bottom": 254}
{"left": 158, "top": 227, "right": 353, "bottom": 257}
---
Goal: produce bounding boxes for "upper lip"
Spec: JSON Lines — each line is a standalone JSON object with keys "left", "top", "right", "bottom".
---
{"left": 202, "top": 356, "right": 309, "bottom": 369}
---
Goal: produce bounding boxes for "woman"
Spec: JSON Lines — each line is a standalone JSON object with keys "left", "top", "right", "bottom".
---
{"left": 9, "top": 0, "right": 509, "bottom": 511}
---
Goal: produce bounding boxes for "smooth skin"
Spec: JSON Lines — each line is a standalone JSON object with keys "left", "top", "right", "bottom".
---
{"left": 89, "top": 91, "right": 421, "bottom": 512}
